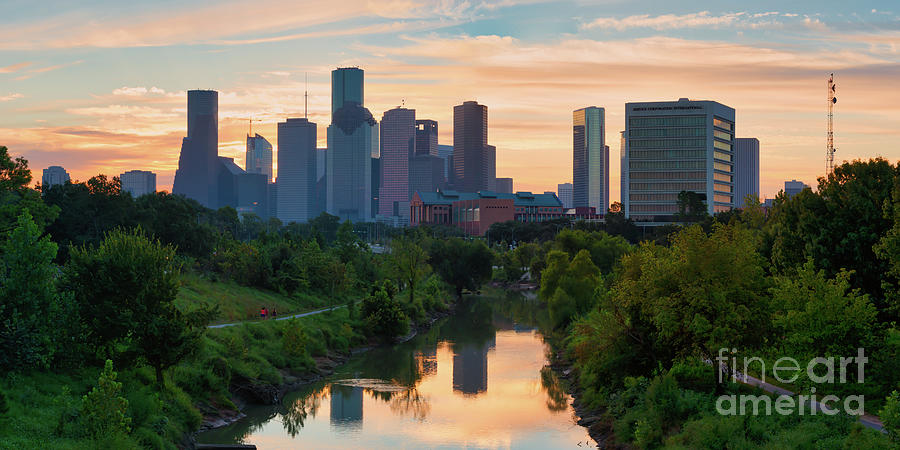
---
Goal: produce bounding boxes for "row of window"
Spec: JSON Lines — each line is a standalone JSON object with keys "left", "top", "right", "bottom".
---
{"left": 630, "top": 182, "right": 706, "bottom": 191}
{"left": 714, "top": 183, "right": 732, "bottom": 193}
{"left": 630, "top": 193, "right": 681, "bottom": 202}
{"left": 630, "top": 204, "right": 680, "bottom": 213}
{"left": 630, "top": 160, "right": 706, "bottom": 170}
{"left": 630, "top": 149, "right": 706, "bottom": 159}
{"left": 713, "top": 129, "right": 733, "bottom": 141}
{"left": 714, "top": 140, "right": 732, "bottom": 151}
{"left": 713, "top": 161, "right": 733, "bottom": 172}
{"left": 630, "top": 116, "right": 705, "bottom": 128}
{"left": 629, "top": 127, "right": 706, "bottom": 138}
{"left": 630, "top": 171, "right": 706, "bottom": 180}
{"left": 714, "top": 172, "right": 732, "bottom": 183}
{"left": 713, "top": 194, "right": 733, "bottom": 204}
{"left": 713, "top": 117, "right": 733, "bottom": 131}
{"left": 630, "top": 138, "right": 706, "bottom": 149}
{"left": 714, "top": 151, "right": 732, "bottom": 162}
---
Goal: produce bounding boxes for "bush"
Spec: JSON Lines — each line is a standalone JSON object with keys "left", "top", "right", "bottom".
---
{"left": 81, "top": 360, "right": 132, "bottom": 439}
{"left": 360, "top": 286, "right": 410, "bottom": 341}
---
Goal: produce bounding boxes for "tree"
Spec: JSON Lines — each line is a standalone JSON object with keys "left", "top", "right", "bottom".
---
{"left": 81, "top": 359, "right": 131, "bottom": 439}
{"left": 388, "top": 237, "right": 431, "bottom": 306}
{"left": 674, "top": 190, "right": 708, "bottom": 223}
{"left": 63, "top": 228, "right": 212, "bottom": 381}
{"left": 0, "top": 146, "right": 59, "bottom": 233}
{"left": 360, "top": 283, "right": 410, "bottom": 341}
{"left": 0, "top": 211, "right": 61, "bottom": 370}
{"left": 427, "top": 238, "right": 493, "bottom": 299}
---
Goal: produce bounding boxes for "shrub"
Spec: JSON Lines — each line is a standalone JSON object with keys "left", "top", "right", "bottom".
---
{"left": 81, "top": 360, "right": 132, "bottom": 439}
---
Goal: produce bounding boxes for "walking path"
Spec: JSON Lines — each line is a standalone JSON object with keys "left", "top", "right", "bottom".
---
{"left": 207, "top": 305, "right": 346, "bottom": 329}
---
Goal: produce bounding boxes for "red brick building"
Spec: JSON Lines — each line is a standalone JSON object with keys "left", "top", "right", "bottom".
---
{"left": 410, "top": 190, "right": 563, "bottom": 235}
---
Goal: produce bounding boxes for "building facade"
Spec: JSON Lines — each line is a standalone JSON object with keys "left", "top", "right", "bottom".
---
{"left": 327, "top": 105, "right": 375, "bottom": 222}
{"left": 173, "top": 90, "right": 218, "bottom": 208}
{"left": 245, "top": 133, "right": 273, "bottom": 182}
{"left": 277, "top": 118, "right": 317, "bottom": 224}
{"left": 415, "top": 119, "right": 438, "bottom": 156}
{"left": 331, "top": 67, "right": 364, "bottom": 119}
{"left": 41, "top": 166, "right": 70, "bottom": 188}
{"left": 573, "top": 107, "right": 609, "bottom": 215}
{"left": 785, "top": 179, "right": 810, "bottom": 197}
{"left": 557, "top": 182, "right": 573, "bottom": 209}
{"left": 379, "top": 107, "right": 416, "bottom": 219}
{"left": 409, "top": 154, "right": 445, "bottom": 196}
{"left": 495, "top": 177, "right": 513, "bottom": 194}
{"left": 120, "top": 170, "right": 156, "bottom": 197}
{"left": 217, "top": 157, "right": 268, "bottom": 217}
{"left": 410, "top": 190, "right": 564, "bottom": 235}
{"left": 453, "top": 101, "right": 493, "bottom": 192}
{"left": 734, "top": 137, "right": 760, "bottom": 207}
{"left": 623, "top": 98, "right": 736, "bottom": 223}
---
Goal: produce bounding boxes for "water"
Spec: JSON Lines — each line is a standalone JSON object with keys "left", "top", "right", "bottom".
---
{"left": 197, "top": 294, "right": 592, "bottom": 449}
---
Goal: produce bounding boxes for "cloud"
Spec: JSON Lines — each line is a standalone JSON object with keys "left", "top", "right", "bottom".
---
{"left": 581, "top": 11, "right": 750, "bottom": 31}
{"left": 0, "top": 93, "right": 23, "bottom": 102}
{"left": 0, "top": 62, "right": 33, "bottom": 73}
{"left": 13, "top": 60, "right": 84, "bottom": 80}
{"left": 111, "top": 86, "right": 169, "bottom": 96}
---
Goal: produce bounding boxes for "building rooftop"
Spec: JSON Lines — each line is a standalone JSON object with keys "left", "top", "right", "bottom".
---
{"left": 414, "top": 190, "right": 562, "bottom": 207}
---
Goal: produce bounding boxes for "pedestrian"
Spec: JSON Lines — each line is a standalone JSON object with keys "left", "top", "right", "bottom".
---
{"left": 272, "top": 307, "right": 278, "bottom": 319}
{"left": 260, "top": 306, "right": 267, "bottom": 320}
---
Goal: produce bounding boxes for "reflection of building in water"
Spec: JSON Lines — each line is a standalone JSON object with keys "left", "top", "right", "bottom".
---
{"left": 329, "top": 385, "right": 363, "bottom": 430}
{"left": 415, "top": 347, "right": 438, "bottom": 376}
{"left": 452, "top": 336, "right": 496, "bottom": 396}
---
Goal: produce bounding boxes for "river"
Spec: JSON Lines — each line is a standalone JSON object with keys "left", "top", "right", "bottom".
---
{"left": 197, "top": 292, "right": 592, "bottom": 449}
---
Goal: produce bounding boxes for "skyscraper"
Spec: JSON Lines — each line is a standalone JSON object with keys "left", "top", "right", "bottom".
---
{"left": 379, "top": 107, "right": 416, "bottom": 219}
{"left": 328, "top": 105, "right": 375, "bottom": 222}
{"left": 173, "top": 90, "right": 218, "bottom": 208}
{"left": 217, "top": 157, "right": 268, "bottom": 217}
{"left": 415, "top": 119, "right": 438, "bottom": 156}
{"left": 485, "top": 144, "right": 497, "bottom": 191}
{"left": 41, "top": 166, "right": 70, "bottom": 187}
{"left": 734, "top": 138, "right": 760, "bottom": 207}
{"left": 120, "top": 170, "right": 156, "bottom": 197}
{"left": 495, "top": 177, "right": 513, "bottom": 194}
{"left": 557, "top": 182, "right": 573, "bottom": 209}
{"left": 785, "top": 179, "right": 810, "bottom": 197}
{"left": 437, "top": 144, "right": 453, "bottom": 180}
{"left": 245, "top": 133, "right": 273, "bottom": 181}
{"left": 623, "top": 98, "right": 736, "bottom": 223}
{"left": 573, "top": 107, "right": 609, "bottom": 214}
{"left": 331, "top": 67, "right": 364, "bottom": 119}
{"left": 453, "top": 101, "right": 492, "bottom": 192}
{"left": 409, "top": 154, "right": 445, "bottom": 196}
{"left": 277, "top": 118, "right": 317, "bottom": 224}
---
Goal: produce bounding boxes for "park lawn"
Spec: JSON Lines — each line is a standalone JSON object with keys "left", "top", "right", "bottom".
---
{"left": 175, "top": 272, "right": 329, "bottom": 324}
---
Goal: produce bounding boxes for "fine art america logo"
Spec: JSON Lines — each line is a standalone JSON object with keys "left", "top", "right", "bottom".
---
{"left": 715, "top": 348, "right": 867, "bottom": 416}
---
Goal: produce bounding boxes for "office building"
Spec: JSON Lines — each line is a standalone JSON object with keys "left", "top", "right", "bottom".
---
{"left": 277, "top": 118, "right": 317, "bottom": 224}
{"left": 331, "top": 67, "right": 364, "bottom": 119}
{"left": 41, "top": 166, "right": 70, "bottom": 188}
{"left": 410, "top": 190, "right": 564, "bottom": 235}
{"left": 379, "top": 107, "right": 416, "bottom": 219}
{"left": 120, "top": 170, "right": 156, "bottom": 197}
{"left": 496, "top": 177, "right": 513, "bottom": 194}
{"left": 785, "top": 179, "right": 810, "bottom": 197}
{"left": 437, "top": 144, "right": 453, "bottom": 181}
{"left": 573, "top": 107, "right": 609, "bottom": 215}
{"left": 415, "top": 119, "right": 438, "bottom": 156}
{"left": 734, "top": 138, "right": 760, "bottom": 207}
{"left": 409, "top": 154, "right": 445, "bottom": 195}
{"left": 245, "top": 133, "right": 273, "bottom": 182}
{"left": 453, "top": 101, "right": 493, "bottom": 192}
{"left": 623, "top": 98, "right": 736, "bottom": 223}
{"left": 217, "top": 157, "right": 268, "bottom": 217}
{"left": 173, "top": 90, "right": 218, "bottom": 208}
{"left": 486, "top": 144, "right": 497, "bottom": 191}
{"left": 557, "top": 182, "right": 573, "bottom": 209}
{"left": 327, "top": 105, "right": 375, "bottom": 222}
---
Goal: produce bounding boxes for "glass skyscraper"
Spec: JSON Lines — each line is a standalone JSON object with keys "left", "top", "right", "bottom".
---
{"left": 734, "top": 137, "right": 760, "bottom": 207}
{"left": 328, "top": 105, "right": 375, "bottom": 222}
{"left": 623, "top": 98, "right": 736, "bottom": 223}
{"left": 331, "top": 67, "right": 364, "bottom": 120}
{"left": 245, "top": 133, "right": 273, "bottom": 182}
{"left": 453, "top": 101, "right": 493, "bottom": 193}
{"left": 277, "top": 118, "right": 317, "bottom": 224}
{"left": 573, "top": 106, "right": 608, "bottom": 214}
{"left": 379, "top": 107, "right": 416, "bottom": 219}
{"left": 120, "top": 170, "right": 156, "bottom": 197}
{"left": 173, "top": 90, "right": 218, "bottom": 208}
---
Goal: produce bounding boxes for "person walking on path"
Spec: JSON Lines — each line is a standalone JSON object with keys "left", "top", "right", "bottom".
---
{"left": 260, "top": 306, "right": 267, "bottom": 320}
{"left": 272, "top": 307, "right": 278, "bottom": 319}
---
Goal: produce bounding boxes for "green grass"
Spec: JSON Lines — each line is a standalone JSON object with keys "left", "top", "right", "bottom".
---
{"left": 175, "top": 272, "right": 332, "bottom": 324}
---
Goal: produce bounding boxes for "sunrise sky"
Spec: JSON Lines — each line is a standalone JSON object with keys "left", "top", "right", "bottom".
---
{"left": 3, "top": 0, "right": 900, "bottom": 202}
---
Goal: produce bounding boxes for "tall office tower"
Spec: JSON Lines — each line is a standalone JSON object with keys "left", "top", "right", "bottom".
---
{"left": 485, "top": 144, "right": 497, "bottom": 191}
{"left": 371, "top": 156, "right": 380, "bottom": 218}
{"left": 331, "top": 67, "right": 364, "bottom": 120}
{"left": 327, "top": 105, "right": 376, "bottom": 222}
{"left": 415, "top": 119, "right": 438, "bottom": 156}
{"left": 245, "top": 133, "right": 273, "bottom": 181}
{"left": 277, "top": 118, "right": 317, "bottom": 224}
{"left": 120, "top": 170, "right": 156, "bottom": 197}
{"left": 379, "top": 107, "right": 416, "bottom": 219}
{"left": 217, "top": 157, "right": 268, "bottom": 217}
{"left": 409, "top": 154, "right": 446, "bottom": 196}
{"left": 784, "top": 179, "right": 810, "bottom": 197}
{"left": 41, "top": 166, "right": 70, "bottom": 187}
{"left": 623, "top": 98, "right": 736, "bottom": 223}
{"left": 734, "top": 138, "right": 760, "bottom": 208}
{"left": 316, "top": 148, "right": 327, "bottom": 181}
{"left": 173, "top": 90, "right": 218, "bottom": 208}
{"left": 620, "top": 130, "right": 626, "bottom": 208}
{"left": 371, "top": 121, "right": 380, "bottom": 158}
{"left": 557, "top": 182, "right": 574, "bottom": 209}
{"left": 453, "top": 101, "right": 492, "bottom": 192}
{"left": 573, "top": 107, "right": 609, "bottom": 214}
{"left": 495, "top": 177, "right": 513, "bottom": 194}
{"left": 437, "top": 144, "right": 453, "bottom": 180}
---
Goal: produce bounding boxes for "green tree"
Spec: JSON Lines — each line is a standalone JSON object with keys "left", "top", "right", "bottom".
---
{"left": 81, "top": 359, "right": 131, "bottom": 439}
{"left": 428, "top": 238, "right": 493, "bottom": 299}
{"left": 360, "top": 284, "right": 410, "bottom": 341}
{"left": 674, "top": 190, "right": 708, "bottom": 222}
{"left": 881, "top": 391, "right": 900, "bottom": 443}
{"left": 0, "top": 211, "right": 60, "bottom": 370}
{"left": 388, "top": 236, "right": 431, "bottom": 306}
{"left": 0, "top": 146, "right": 59, "bottom": 232}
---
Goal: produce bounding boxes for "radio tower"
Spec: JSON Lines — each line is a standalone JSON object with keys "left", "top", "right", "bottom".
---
{"left": 826, "top": 73, "right": 837, "bottom": 175}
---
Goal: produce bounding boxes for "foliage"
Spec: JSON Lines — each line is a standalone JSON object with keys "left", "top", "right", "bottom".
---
{"left": 388, "top": 236, "right": 431, "bottom": 305}
{"left": 360, "top": 282, "right": 410, "bottom": 341}
{"left": 81, "top": 360, "right": 132, "bottom": 439}
{"left": 881, "top": 391, "right": 900, "bottom": 443}
{"left": 428, "top": 238, "right": 493, "bottom": 298}
{"left": 282, "top": 320, "right": 309, "bottom": 359}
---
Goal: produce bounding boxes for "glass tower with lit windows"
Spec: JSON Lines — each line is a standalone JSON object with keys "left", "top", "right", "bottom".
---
{"left": 573, "top": 107, "right": 608, "bottom": 214}
{"left": 622, "top": 98, "right": 735, "bottom": 224}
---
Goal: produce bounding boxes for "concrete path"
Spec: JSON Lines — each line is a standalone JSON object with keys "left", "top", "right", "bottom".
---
{"left": 207, "top": 305, "right": 346, "bottom": 329}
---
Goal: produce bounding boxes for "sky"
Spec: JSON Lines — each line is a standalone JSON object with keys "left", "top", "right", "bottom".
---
{"left": 2, "top": 0, "right": 900, "bottom": 202}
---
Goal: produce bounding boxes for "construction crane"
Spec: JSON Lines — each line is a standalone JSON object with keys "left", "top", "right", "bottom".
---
{"left": 826, "top": 73, "right": 837, "bottom": 175}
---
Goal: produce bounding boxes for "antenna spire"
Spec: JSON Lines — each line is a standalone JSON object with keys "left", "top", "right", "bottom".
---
{"left": 304, "top": 72, "right": 308, "bottom": 119}
{"left": 826, "top": 73, "right": 837, "bottom": 175}
{"left": 249, "top": 116, "right": 252, "bottom": 136}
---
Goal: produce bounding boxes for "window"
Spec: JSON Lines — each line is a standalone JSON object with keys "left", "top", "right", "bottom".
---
{"left": 713, "top": 118, "right": 733, "bottom": 131}
{"left": 630, "top": 149, "right": 706, "bottom": 159}
{"left": 714, "top": 140, "right": 732, "bottom": 151}
{"left": 714, "top": 194, "right": 733, "bottom": 204}
{"left": 630, "top": 193, "right": 680, "bottom": 202}
{"left": 630, "top": 160, "right": 706, "bottom": 170}
{"left": 630, "top": 182, "right": 706, "bottom": 191}
{"left": 714, "top": 162, "right": 732, "bottom": 172}
{"left": 630, "top": 171, "right": 706, "bottom": 180}
{"left": 630, "top": 204, "right": 680, "bottom": 213}
{"left": 714, "top": 151, "right": 732, "bottom": 162}
{"left": 714, "top": 183, "right": 732, "bottom": 193}
{"left": 629, "top": 116, "right": 705, "bottom": 128}
{"left": 629, "top": 127, "right": 705, "bottom": 138}
{"left": 714, "top": 172, "right": 732, "bottom": 182}
{"left": 630, "top": 138, "right": 706, "bottom": 149}
{"left": 714, "top": 129, "right": 732, "bottom": 141}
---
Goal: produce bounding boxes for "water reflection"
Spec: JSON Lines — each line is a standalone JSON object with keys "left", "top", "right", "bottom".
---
{"left": 198, "top": 294, "right": 592, "bottom": 449}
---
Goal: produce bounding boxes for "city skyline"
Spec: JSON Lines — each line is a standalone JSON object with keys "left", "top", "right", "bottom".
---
{"left": 3, "top": 1, "right": 900, "bottom": 202}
